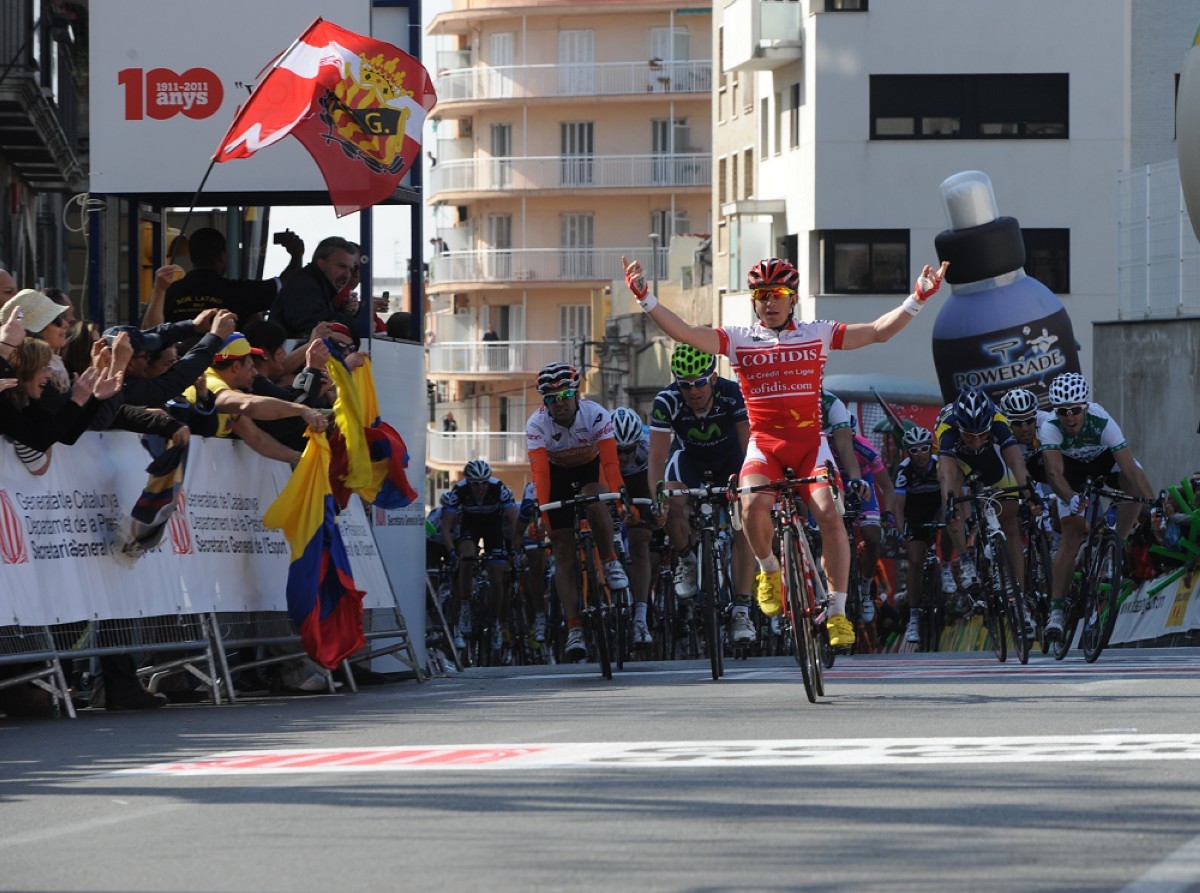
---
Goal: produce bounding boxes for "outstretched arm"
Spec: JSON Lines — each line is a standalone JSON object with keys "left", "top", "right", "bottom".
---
{"left": 841, "top": 261, "right": 948, "bottom": 350}
{"left": 621, "top": 256, "right": 721, "bottom": 355}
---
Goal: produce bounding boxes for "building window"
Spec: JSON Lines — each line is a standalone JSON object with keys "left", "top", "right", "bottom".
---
{"left": 870, "top": 74, "right": 1068, "bottom": 140}
{"left": 718, "top": 156, "right": 727, "bottom": 205}
{"left": 826, "top": 0, "right": 867, "bottom": 8}
{"left": 1022, "top": 228, "right": 1070, "bottom": 294}
{"left": 760, "top": 98, "right": 770, "bottom": 158}
{"left": 774, "top": 91, "right": 783, "bottom": 155}
{"left": 821, "top": 230, "right": 909, "bottom": 294}
{"left": 743, "top": 149, "right": 754, "bottom": 199}
{"left": 788, "top": 83, "right": 800, "bottom": 149}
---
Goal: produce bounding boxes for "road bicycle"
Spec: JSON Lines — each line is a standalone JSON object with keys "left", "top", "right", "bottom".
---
{"left": 947, "top": 478, "right": 1031, "bottom": 665}
{"left": 909, "top": 520, "right": 948, "bottom": 653}
{"left": 538, "top": 488, "right": 632, "bottom": 680}
{"left": 659, "top": 476, "right": 737, "bottom": 681}
{"left": 733, "top": 464, "right": 836, "bottom": 703}
{"left": 1019, "top": 501, "right": 1054, "bottom": 654}
{"left": 1052, "top": 478, "right": 1153, "bottom": 663}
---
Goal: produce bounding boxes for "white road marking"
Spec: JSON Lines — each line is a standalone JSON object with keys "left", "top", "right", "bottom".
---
{"left": 1117, "top": 831, "right": 1200, "bottom": 893}
{"left": 112, "top": 734, "right": 1200, "bottom": 776}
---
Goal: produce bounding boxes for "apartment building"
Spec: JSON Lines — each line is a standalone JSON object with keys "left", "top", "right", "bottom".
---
{"left": 713, "top": 0, "right": 1134, "bottom": 387}
{"left": 424, "top": 0, "right": 713, "bottom": 496}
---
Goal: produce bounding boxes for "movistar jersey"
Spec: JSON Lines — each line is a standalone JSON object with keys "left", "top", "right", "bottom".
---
{"left": 440, "top": 477, "right": 515, "bottom": 517}
{"left": 650, "top": 377, "right": 748, "bottom": 464}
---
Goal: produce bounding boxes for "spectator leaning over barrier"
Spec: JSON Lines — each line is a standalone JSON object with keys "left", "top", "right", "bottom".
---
{"left": 0, "top": 289, "right": 72, "bottom": 393}
{"left": 161, "top": 227, "right": 305, "bottom": 325}
{"left": 268, "top": 236, "right": 358, "bottom": 341}
{"left": 109, "top": 309, "right": 238, "bottom": 411}
{"left": 241, "top": 320, "right": 332, "bottom": 454}
{"left": 180, "top": 332, "right": 329, "bottom": 465}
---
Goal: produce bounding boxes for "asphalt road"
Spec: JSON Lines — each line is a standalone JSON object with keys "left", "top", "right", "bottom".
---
{"left": 2, "top": 648, "right": 1199, "bottom": 893}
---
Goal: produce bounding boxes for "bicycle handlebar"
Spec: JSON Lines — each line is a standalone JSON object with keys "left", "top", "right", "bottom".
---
{"left": 731, "top": 470, "right": 832, "bottom": 497}
{"left": 538, "top": 491, "right": 625, "bottom": 513}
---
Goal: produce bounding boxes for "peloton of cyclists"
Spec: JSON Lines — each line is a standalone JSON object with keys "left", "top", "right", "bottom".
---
{"left": 611, "top": 406, "right": 658, "bottom": 647}
{"left": 1039, "top": 371, "right": 1155, "bottom": 639}
{"left": 526, "top": 362, "right": 630, "bottom": 662}
{"left": 624, "top": 253, "right": 949, "bottom": 648}
{"left": 440, "top": 459, "right": 523, "bottom": 652}
{"left": 647, "top": 344, "right": 755, "bottom": 643}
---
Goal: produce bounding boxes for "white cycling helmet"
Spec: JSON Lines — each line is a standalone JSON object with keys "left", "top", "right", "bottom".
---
{"left": 611, "top": 407, "right": 642, "bottom": 448}
{"left": 1048, "top": 372, "right": 1089, "bottom": 407}
{"left": 463, "top": 459, "right": 491, "bottom": 482}
{"left": 999, "top": 388, "right": 1039, "bottom": 421}
{"left": 902, "top": 426, "right": 933, "bottom": 449}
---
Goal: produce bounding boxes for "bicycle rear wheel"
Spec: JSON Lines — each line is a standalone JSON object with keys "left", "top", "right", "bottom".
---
{"left": 976, "top": 548, "right": 1007, "bottom": 663}
{"left": 1081, "top": 531, "right": 1122, "bottom": 663}
{"left": 783, "top": 526, "right": 819, "bottom": 703}
{"left": 700, "top": 534, "right": 724, "bottom": 681}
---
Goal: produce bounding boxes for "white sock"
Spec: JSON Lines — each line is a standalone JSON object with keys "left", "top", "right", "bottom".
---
{"left": 757, "top": 555, "right": 780, "bottom": 574}
{"left": 830, "top": 591, "right": 847, "bottom": 615}
{"left": 634, "top": 602, "right": 648, "bottom": 624}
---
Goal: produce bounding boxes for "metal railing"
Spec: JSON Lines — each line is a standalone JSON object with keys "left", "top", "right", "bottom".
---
{"left": 430, "top": 152, "right": 710, "bottom": 195}
{"left": 429, "top": 246, "right": 667, "bottom": 284}
{"left": 426, "top": 340, "right": 570, "bottom": 375}
{"left": 427, "top": 430, "right": 531, "bottom": 466}
{"left": 435, "top": 59, "right": 713, "bottom": 103}
{"left": 1118, "top": 160, "right": 1200, "bottom": 319}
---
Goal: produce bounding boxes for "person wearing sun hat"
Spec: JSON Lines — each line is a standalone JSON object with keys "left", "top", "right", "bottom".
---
{"left": 180, "top": 331, "right": 329, "bottom": 464}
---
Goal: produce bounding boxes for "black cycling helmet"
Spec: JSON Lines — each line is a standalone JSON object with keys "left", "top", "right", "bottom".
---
{"left": 952, "top": 388, "right": 994, "bottom": 435}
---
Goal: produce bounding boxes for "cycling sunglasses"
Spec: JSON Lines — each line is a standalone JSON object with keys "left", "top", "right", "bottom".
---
{"left": 1008, "top": 416, "right": 1037, "bottom": 426}
{"left": 751, "top": 287, "right": 796, "bottom": 303}
{"left": 676, "top": 375, "right": 712, "bottom": 390}
{"left": 543, "top": 388, "right": 576, "bottom": 405}
{"left": 1055, "top": 405, "right": 1086, "bottom": 417}
{"left": 908, "top": 445, "right": 932, "bottom": 455}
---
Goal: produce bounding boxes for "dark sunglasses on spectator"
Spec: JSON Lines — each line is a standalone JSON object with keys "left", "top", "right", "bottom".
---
{"left": 50, "top": 315, "right": 68, "bottom": 328}
{"left": 330, "top": 339, "right": 355, "bottom": 350}
{"left": 544, "top": 389, "right": 576, "bottom": 405}
{"left": 677, "top": 375, "right": 712, "bottom": 390}
{"left": 1055, "top": 405, "right": 1086, "bottom": 417}
{"left": 908, "top": 445, "right": 932, "bottom": 455}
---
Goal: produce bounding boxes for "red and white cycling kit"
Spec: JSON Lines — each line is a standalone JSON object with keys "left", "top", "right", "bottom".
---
{"left": 715, "top": 318, "right": 847, "bottom": 489}
{"left": 526, "top": 398, "right": 623, "bottom": 530}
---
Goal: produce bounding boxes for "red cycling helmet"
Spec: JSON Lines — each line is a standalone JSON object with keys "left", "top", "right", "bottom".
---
{"left": 747, "top": 258, "right": 799, "bottom": 291}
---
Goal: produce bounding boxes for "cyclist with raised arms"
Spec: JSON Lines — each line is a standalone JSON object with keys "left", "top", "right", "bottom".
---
{"left": 935, "top": 387, "right": 1036, "bottom": 632}
{"left": 526, "top": 362, "right": 629, "bottom": 662}
{"left": 892, "top": 426, "right": 952, "bottom": 643}
{"left": 648, "top": 344, "right": 755, "bottom": 643}
{"left": 440, "top": 459, "right": 523, "bottom": 652}
{"left": 1039, "top": 372, "right": 1155, "bottom": 639}
{"left": 624, "top": 254, "right": 948, "bottom": 648}
{"left": 611, "top": 406, "right": 657, "bottom": 646}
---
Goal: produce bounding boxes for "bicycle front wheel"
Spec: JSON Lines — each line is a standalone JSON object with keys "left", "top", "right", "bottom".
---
{"left": 978, "top": 550, "right": 1007, "bottom": 663}
{"left": 1081, "top": 531, "right": 1122, "bottom": 663}
{"left": 994, "top": 540, "right": 1029, "bottom": 665}
{"left": 1026, "top": 528, "right": 1053, "bottom": 654}
{"left": 699, "top": 534, "right": 724, "bottom": 681}
{"left": 782, "top": 526, "right": 819, "bottom": 703}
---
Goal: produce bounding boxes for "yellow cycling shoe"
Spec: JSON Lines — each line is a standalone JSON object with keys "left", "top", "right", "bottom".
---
{"left": 827, "top": 613, "right": 856, "bottom": 648}
{"left": 756, "top": 569, "right": 784, "bottom": 617}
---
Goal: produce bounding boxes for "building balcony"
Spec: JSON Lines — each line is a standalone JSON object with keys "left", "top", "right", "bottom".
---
{"left": 722, "top": 0, "right": 803, "bottom": 72}
{"left": 426, "top": 340, "right": 572, "bottom": 377}
{"left": 429, "top": 246, "right": 667, "bottom": 287}
{"left": 427, "top": 429, "right": 530, "bottom": 468}
{"left": 429, "top": 153, "right": 711, "bottom": 199}
{"left": 434, "top": 60, "right": 713, "bottom": 106}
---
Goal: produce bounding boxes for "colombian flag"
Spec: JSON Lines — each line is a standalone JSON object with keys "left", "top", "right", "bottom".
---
{"left": 114, "top": 442, "right": 188, "bottom": 565}
{"left": 353, "top": 356, "right": 419, "bottom": 509}
{"left": 263, "top": 431, "right": 365, "bottom": 668}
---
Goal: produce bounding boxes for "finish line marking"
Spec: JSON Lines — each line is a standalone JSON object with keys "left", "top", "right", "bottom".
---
{"left": 114, "top": 734, "right": 1200, "bottom": 776}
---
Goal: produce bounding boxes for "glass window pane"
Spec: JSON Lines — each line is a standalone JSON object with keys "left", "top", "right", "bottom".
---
{"left": 875, "top": 117, "right": 914, "bottom": 136}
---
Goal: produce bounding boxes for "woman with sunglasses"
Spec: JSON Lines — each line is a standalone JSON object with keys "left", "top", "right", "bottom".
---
{"left": 1039, "top": 372, "right": 1155, "bottom": 639}
{"left": 623, "top": 254, "right": 948, "bottom": 650}
{"left": 526, "top": 362, "right": 630, "bottom": 662}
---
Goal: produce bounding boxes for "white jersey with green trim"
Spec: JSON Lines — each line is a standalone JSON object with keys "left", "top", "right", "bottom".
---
{"left": 1037, "top": 402, "right": 1128, "bottom": 462}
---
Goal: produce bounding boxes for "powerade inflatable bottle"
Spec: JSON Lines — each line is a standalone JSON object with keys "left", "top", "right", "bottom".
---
{"left": 930, "top": 171, "right": 1080, "bottom": 406}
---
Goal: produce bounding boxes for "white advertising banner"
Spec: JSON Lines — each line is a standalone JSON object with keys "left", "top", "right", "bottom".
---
{"left": 88, "top": 0, "right": 377, "bottom": 195}
{"left": 1110, "top": 566, "right": 1200, "bottom": 645}
{"left": 0, "top": 432, "right": 394, "bottom": 626}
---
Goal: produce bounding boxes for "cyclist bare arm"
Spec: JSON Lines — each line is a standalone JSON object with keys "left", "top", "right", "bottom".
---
{"left": 622, "top": 256, "right": 721, "bottom": 355}
{"left": 1113, "top": 446, "right": 1155, "bottom": 499}
{"left": 1042, "top": 448, "right": 1074, "bottom": 503}
{"left": 1001, "top": 442, "right": 1031, "bottom": 492}
{"left": 648, "top": 428, "right": 672, "bottom": 489}
{"left": 506, "top": 504, "right": 522, "bottom": 552}
{"left": 840, "top": 262, "right": 949, "bottom": 349}
{"left": 875, "top": 463, "right": 896, "bottom": 511}
{"left": 832, "top": 427, "right": 859, "bottom": 484}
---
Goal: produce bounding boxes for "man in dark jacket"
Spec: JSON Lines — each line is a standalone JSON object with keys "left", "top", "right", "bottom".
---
{"left": 268, "top": 236, "right": 358, "bottom": 339}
